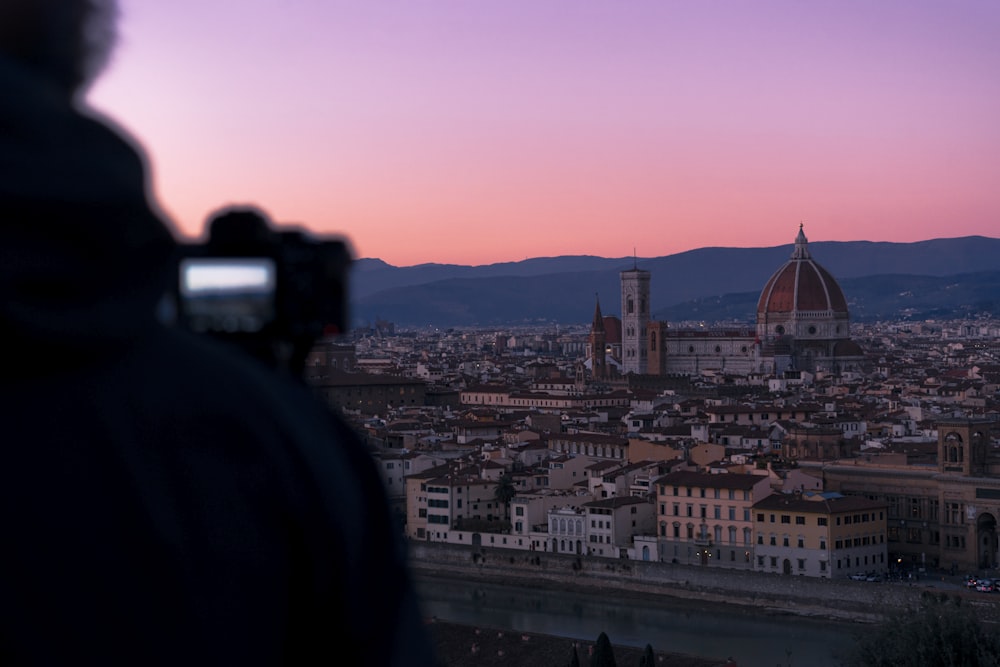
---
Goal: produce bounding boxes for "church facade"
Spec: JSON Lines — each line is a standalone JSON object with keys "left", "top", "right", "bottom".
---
{"left": 607, "top": 226, "right": 864, "bottom": 378}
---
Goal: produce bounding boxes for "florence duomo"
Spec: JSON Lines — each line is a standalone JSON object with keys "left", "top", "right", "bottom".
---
{"left": 591, "top": 225, "right": 865, "bottom": 380}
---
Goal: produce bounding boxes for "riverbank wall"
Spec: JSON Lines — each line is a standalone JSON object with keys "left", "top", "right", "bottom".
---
{"left": 408, "top": 541, "right": 1000, "bottom": 623}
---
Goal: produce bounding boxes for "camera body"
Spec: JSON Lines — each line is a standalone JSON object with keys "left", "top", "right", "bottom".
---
{"left": 174, "top": 208, "right": 351, "bottom": 375}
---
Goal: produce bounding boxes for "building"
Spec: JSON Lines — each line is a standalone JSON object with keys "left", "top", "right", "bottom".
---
{"left": 653, "top": 471, "right": 773, "bottom": 568}
{"left": 752, "top": 491, "right": 887, "bottom": 578}
{"left": 582, "top": 496, "right": 656, "bottom": 558}
{"left": 588, "top": 296, "right": 608, "bottom": 381}
{"left": 599, "top": 226, "right": 865, "bottom": 378}
{"left": 312, "top": 372, "right": 427, "bottom": 416}
{"left": 620, "top": 264, "right": 651, "bottom": 375}
{"left": 755, "top": 225, "right": 864, "bottom": 374}
{"left": 818, "top": 419, "right": 1000, "bottom": 572}
{"left": 406, "top": 464, "right": 503, "bottom": 541}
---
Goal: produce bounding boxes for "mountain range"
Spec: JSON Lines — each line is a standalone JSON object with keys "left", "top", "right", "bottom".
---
{"left": 349, "top": 236, "right": 1000, "bottom": 328}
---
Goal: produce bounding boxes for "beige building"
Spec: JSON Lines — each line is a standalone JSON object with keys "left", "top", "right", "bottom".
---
{"left": 548, "top": 433, "right": 630, "bottom": 461}
{"left": 654, "top": 471, "right": 773, "bottom": 568}
{"left": 405, "top": 465, "right": 502, "bottom": 541}
{"left": 752, "top": 492, "right": 887, "bottom": 578}
{"left": 820, "top": 418, "right": 1000, "bottom": 572}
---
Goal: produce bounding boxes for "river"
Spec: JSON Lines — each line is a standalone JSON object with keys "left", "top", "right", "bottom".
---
{"left": 415, "top": 574, "right": 861, "bottom": 667}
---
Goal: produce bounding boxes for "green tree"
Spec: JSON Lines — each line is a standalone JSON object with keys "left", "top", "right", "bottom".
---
{"left": 590, "top": 631, "right": 617, "bottom": 667}
{"left": 841, "top": 593, "right": 1000, "bottom": 667}
{"left": 494, "top": 473, "right": 516, "bottom": 519}
{"left": 638, "top": 644, "right": 655, "bottom": 667}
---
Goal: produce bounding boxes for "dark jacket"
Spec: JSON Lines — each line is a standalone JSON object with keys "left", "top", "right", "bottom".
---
{"left": 0, "top": 55, "right": 434, "bottom": 665}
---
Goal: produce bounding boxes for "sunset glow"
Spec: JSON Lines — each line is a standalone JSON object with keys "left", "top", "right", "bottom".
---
{"left": 88, "top": 1, "right": 1000, "bottom": 267}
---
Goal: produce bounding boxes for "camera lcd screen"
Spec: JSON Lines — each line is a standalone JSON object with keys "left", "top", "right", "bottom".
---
{"left": 179, "top": 258, "right": 276, "bottom": 333}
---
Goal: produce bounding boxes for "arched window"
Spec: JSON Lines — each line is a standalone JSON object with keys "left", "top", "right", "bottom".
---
{"left": 946, "top": 433, "right": 963, "bottom": 463}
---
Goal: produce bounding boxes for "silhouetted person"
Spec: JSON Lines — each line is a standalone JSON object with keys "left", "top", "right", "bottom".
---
{"left": 0, "top": 1, "right": 434, "bottom": 664}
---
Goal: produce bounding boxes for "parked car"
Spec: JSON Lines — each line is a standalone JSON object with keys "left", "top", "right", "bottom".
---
{"left": 976, "top": 579, "right": 995, "bottom": 593}
{"left": 966, "top": 575, "right": 979, "bottom": 588}
{"left": 849, "top": 572, "right": 867, "bottom": 581}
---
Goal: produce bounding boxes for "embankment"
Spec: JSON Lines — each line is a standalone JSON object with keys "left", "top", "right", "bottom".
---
{"left": 408, "top": 541, "right": 1000, "bottom": 623}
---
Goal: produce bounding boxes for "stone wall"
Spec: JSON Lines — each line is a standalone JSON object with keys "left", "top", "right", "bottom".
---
{"left": 408, "top": 541, "right": 1000, "bottom": 623}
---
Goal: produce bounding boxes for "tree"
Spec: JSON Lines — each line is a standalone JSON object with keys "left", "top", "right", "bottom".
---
{"left": 841, "top": 593, "right": 1000, "bottom": 667}
{"left": 638, "top": 644, "right": 655, "bottom": 667}
{"left": 590, "top": 631, "right": 617, "bottom": 667}
{"left": 494, "top": 473, "right": 516, "bottom": 519}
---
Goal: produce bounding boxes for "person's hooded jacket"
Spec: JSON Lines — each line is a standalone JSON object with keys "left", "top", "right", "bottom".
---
{"left": 0, "top": 54, "right": 434, "bottom": 665}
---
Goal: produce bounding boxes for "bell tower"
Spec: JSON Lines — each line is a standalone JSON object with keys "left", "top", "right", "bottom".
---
{"left": 589, "top": 295, "right": 607, "bottom": 381}
{"left": 938, "top": 419, "right": 991, "bottom": 476}
{"left": 620, "top": 263, "right": 650, "bottom": 375}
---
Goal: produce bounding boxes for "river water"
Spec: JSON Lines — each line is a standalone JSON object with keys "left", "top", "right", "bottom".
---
{"left": 415, "top": 574, "right": 860, "bottom": 667}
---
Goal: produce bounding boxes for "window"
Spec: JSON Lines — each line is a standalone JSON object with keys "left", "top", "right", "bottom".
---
{"left": 795, "top": 516, "right": 805, "bottom": 525}
{"left": 781, "top": 515, "right": 791, "bottom": 524}
{"left": 817, "top": 517, "right": 828, "bottom": 526}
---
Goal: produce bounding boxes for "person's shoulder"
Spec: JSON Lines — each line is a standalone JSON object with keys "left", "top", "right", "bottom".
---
{"left": 135, "top": 326, "right": 344, "bottom": 432}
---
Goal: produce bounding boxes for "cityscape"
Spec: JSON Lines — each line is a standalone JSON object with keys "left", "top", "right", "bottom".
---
{"left": 12, "top": 0, "right": 1000, "bottom": 665}
{"left": 303, "top": 229, "right": 1000, "bottom": 664}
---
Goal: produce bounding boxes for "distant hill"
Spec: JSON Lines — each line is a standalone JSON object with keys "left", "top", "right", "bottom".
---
{"left": 349, "top": 236, "right": 1000, "bottom": 328}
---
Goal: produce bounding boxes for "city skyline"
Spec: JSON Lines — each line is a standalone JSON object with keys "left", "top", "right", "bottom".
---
{"left": 89, "top": 1, "right": 1000, "bottom": 267}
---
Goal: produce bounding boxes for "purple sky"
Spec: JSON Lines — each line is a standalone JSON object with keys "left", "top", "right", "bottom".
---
{"left": 89, "top": 1, "right": 1000, "bottom": 266}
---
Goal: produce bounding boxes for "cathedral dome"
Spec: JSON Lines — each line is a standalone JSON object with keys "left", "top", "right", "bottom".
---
{"left": 757, "top": 225, "right": 848, "bottom": 317}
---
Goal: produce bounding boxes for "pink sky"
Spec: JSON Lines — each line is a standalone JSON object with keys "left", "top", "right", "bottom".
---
{"left": 88, "top": 1, "right": 1000, "bottom": 267}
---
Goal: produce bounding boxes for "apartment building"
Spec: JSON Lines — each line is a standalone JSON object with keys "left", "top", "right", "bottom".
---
{"left": 654, "top": 471, "right": 773, "bottom": 568}
{"left": 405, "top": 465, "right": 502, "bottom": 541}
{"left": 752, "top": 492, "right": 887, "bottom": 578}
{"left": 582, "top": 496, "right": 656, "bottom": 558}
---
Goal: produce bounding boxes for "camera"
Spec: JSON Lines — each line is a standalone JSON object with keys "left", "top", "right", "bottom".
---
{"left": 173, "top": 207, "right": 352, "bottom": 375}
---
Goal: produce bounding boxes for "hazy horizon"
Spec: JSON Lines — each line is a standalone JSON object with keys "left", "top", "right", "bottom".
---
{"left": 358, "top": 230, "right": 1000, "bottom": 268}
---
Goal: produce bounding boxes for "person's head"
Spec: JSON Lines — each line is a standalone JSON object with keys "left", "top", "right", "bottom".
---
{"left": 0, "top": 0, "right": 118, "bottom": 99}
